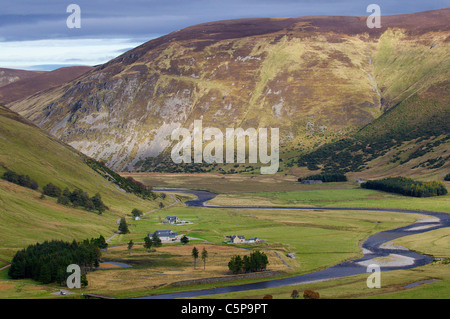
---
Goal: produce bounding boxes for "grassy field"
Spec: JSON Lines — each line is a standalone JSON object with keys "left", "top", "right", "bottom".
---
{"left": 207, "top": 183, "right": 450, "bottom": 213}
{"left": 69, "top": 199, "right": 424, "bottom": 298}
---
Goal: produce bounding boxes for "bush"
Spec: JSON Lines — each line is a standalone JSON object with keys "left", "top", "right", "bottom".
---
{"left": 303, "top": 289, "right": 320, "bottom": 299}
{"left": 361, "top": 176, "right": 447, "bottom": 197}
{"left": 445, "top": 173, "right": 450, "bottom": 181}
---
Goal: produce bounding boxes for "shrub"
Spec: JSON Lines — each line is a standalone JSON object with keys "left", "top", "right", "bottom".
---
{"left": 303, "top": 289, "right": 320, "bottom": 299}
{"left": 445, "top": 173, "right": 450, "bottom": 181}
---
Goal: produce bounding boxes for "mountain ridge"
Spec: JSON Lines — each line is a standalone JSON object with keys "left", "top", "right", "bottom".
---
{"left": 7, "top": 8, "right": 450, "bottom": 174}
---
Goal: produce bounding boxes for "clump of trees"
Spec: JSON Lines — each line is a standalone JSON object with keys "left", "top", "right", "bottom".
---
{"left": 444, "top": 173, "right": 450, "bottom": 181}
{"left": 2, "top": 170, "right": 38, "bottom": 190}
{"left": 361, "top": 176, "right": 448, "bottom": 197}
{"left": 228, "top": 250, "right": 268, "bottom": 274}
{"left": 298, "top": 173, "right": 347, "bottom": 183}
{"left": 8, "top": 236, "right": 106, "bottom": 285}
{"left": 41, "top": 183, "right": 108, "bottom": 214}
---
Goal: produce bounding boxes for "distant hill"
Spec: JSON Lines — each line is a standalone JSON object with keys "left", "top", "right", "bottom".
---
{"left": 7, "top": 9, "right": 450, "bottom": 176}
{"left": 0, "top": 66, "right": 93, "bottom": 104}
{"left": 0, "top": 68, "right": 45, "bottom": 88}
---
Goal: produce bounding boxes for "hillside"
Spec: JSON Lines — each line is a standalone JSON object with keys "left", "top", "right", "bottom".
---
{"left": 0, "top": 66, "right": 93, "bottom": 104}
{"left": 0, "top": 105, "right": 170, "bottom": 261}
{"left": 0, "top": 68, "right": 45, "bottom": 88}
{"left": 7, "top": 9, "right": 450, "bottom": 174}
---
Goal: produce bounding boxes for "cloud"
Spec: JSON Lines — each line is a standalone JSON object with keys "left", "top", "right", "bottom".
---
{"left": 0, "top": 38, "right": 148, "bottom": 70}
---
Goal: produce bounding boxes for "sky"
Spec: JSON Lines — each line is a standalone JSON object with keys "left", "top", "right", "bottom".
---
{"left": 0, "top": 0, "right": 448, "bottom": 70}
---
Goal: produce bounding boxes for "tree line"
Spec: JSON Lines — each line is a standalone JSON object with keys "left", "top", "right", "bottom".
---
{"left": 361, "top": 176, "right": 448, "bottom": 197}
{"left": 85, "top": 158, "right": 157, "bottom": 200}
{"left": 8, "top": 236, "right": 107, "bottom": 285}
{"left": 298, "top": 172, "right": 347, "bottom": 183}
{"left": 43, "top": 183, "right": 108, "bottom": 214}
{"left": 2, "top": 170, "right": 38, "bottom": 190}
{"left": 2, "top": 170, "right": 108, "bottom": 214}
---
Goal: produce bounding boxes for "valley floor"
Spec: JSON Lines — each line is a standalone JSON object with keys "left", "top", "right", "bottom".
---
{"left": 0, "top": 173, "right": 449, "bottom": 299}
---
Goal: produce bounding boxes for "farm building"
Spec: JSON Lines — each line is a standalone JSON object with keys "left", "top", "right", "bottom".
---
{"left": 226, "top": 235, "right": 260, "bottom": 244}
{"left": 149, "top": 230, "right": 178, "bottom": 241}
{"left": 164, "top": 216, "right": 181, "bottom": 224}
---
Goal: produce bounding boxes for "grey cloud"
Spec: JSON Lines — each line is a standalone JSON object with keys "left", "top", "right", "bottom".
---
{"left": 0, "top": 0, "right": 448, "bottom": 42}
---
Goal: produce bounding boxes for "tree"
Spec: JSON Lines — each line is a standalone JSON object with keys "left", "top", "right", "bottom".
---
{"left": 192, "top": 247, "right": 199, "bottom": 269}
{"left": 151, "top": 232, "right": 162, "bottom": 247}
{"left": 127, "top": 240, "right": 134, "bottom": 255}
{"left": 201, "top": 247, "right": 208, "bottom": 270}
{"left": 118, "top": 217, "right": 129, "bottom": 234}
{"left": 38, "top": 263, "right": 52, "bottom": 284}
{"left": 95, "top": 235, "right": 108, "bottom": 250}
{"left": 131, "top": 208, "right": 143, "bottom": 219}
{"left": 144, "top": 236, "right": 153, "bottom": 252}
{"left": 180, "top": 235, "right": 189, "bottom": 245}
{"left": 228, "top": 255, "right": 243, "bottom": 274}
{"left": 80, "top": 273, "right": 88, "bottom": 288}
{"left": 91, "top": 193, "right": 107, "bottom": 214}
{"left": 243, "top": 250, "right": 268, "bottom": 272}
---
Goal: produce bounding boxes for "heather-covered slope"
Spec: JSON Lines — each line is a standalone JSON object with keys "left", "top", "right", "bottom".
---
{"left": 0, "top": 66, "right": 93, "bottom": 104}
{"left": 0, "top": 68, "right": 45, "bottom": 88}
